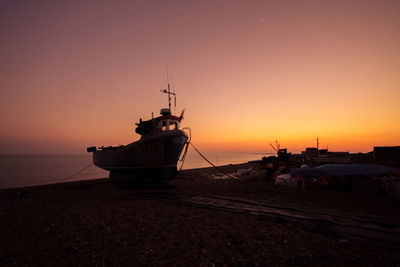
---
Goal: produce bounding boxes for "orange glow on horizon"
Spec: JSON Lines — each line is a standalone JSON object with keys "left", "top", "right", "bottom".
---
{"left": 0, "top": 1, "right": 399, "bottom": 154}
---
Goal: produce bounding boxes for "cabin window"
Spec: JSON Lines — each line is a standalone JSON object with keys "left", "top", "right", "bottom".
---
{"left": 169, "top": 121, "right": 177, "bottom": 130}
{"left": 162, "top": 121, "right": 167, "bottom": 131}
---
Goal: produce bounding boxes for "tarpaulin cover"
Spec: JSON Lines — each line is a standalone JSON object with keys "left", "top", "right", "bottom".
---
{"left": 291, "top": 164, "right": 399, "bottom": 177}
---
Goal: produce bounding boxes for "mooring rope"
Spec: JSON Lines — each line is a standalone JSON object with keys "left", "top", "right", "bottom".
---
{"left": 59, "top": 162, "right": 94, "bottom": 182}
{"left": 189, "top": 143, "right": 236, "bottom": 178}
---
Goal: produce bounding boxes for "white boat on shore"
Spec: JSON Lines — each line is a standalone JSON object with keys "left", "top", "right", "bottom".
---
{"left": 87, "top": 83, "right": 190, "bottom": 181}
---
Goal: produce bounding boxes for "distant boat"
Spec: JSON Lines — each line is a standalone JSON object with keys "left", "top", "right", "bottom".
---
{"left": 87, "top": 83, "right": 190, "bottom": 180}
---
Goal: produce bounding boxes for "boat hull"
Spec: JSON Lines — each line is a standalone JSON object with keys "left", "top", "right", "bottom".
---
{"left": 92, "top": 130, "right": 188, "bottom": 180}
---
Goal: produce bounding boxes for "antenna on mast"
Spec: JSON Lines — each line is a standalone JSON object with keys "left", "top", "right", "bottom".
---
{"left": 160, "top": 64, "right": 176, "bottom": 113}
{"left": 166, "top": 65, "right": 171, "bottom": 111}
{"left": 172, "top": 75, "right": 177, "bottom": 113}
{"left": 166, "top": 64, "right": 170, "bottom": 85}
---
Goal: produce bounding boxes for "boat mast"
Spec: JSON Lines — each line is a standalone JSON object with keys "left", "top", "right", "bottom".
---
{"left": 168, "top": 83, "right": 172, "bottom": 110}
{"left": 160, "top": 66, "right": 176, "bottom": 112}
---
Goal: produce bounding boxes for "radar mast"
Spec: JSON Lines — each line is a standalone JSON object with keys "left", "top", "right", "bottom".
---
{"left": 160, "top": 65, "right": 176, "bottom": 112}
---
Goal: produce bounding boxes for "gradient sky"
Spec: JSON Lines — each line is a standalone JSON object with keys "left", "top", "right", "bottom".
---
{"left": 0, "top": 0, "right": 399, "bottom": 154}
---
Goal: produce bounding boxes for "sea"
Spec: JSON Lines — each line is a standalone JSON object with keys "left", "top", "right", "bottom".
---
{"left": 0, "top": 151, "right": 270, "bottom": 189}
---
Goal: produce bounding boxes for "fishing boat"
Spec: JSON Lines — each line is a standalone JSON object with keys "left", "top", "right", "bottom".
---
{"left": 87, "top": 83, "right": 190, "bottom": 180}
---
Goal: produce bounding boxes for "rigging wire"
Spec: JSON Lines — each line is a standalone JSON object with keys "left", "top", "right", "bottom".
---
{"left": 59, "top": 162, "right": 94, "bottom": 182}
{"left": 189, "top": 142, "right": 237, "bottom": 178}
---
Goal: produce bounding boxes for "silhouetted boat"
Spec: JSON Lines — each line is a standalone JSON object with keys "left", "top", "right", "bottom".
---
{"left": 87, "top": 83, "right": 190, "bottom": 180}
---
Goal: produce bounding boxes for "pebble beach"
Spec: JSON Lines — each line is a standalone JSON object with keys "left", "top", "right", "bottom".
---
{"left": 1, "top": 163, "right": 399, "bottom": 266}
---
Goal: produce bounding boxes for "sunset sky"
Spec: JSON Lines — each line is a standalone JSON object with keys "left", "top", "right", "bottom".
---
{"left": 0, "top": 0, "right": 399, "bottom": 154}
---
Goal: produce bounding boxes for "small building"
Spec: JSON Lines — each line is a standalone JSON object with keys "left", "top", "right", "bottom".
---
{"left": 318, "top": 149, "right": 328, "bottom": 157}
{"left": 278, "top": 148, "right": 287, "bottom": 155}
{"left": 328, "top": 151, "right": 349, "bottom": 157}
{"left": 305, "top": 147, "right": 318, "bottom": 157}
{"left": 373, "top": 146, "right": 400, "bottom": 161}
{"left": 277, "top": 148, "right": 291, "bottom": 160}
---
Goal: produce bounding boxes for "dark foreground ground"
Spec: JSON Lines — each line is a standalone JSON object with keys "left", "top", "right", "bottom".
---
{"left": 1, "top": 164, "right": 399, "bottom": 266}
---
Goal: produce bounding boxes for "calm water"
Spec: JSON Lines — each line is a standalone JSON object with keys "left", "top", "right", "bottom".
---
{"left": 0, "top": 151, "right": 269, "bottom": 189}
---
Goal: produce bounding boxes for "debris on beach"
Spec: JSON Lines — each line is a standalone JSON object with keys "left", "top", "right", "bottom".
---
{"left": 244, "top": 169, "right": 268, "bottom": 181}
{"left": 382, "top": 174, "right": 400, "bottom": 201}
{"left": 194, "top": 151, "right": 400, "bottom": 200}
{"left": 275, "top": 174, "right": 296, "bottom": 186}
{"left": 209, "top": 173, "right": 237, "bottom": 179}
{"left": 236, "top": 168, "right": 253, "bottom": 179}
{"left": 291, "top": 163, "right": 399, "bottom": 177}
{"left": 267, "top": 162, "right": 400, "bottom": 200}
